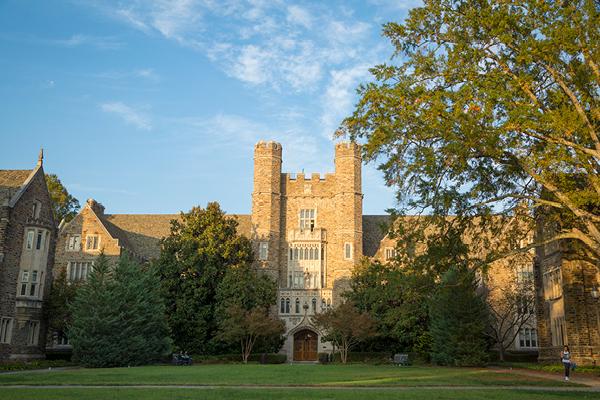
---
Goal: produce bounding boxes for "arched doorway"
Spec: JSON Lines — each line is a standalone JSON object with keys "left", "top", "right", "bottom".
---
{"left": 293, "top": 329, "right": 318, "bottom": 361}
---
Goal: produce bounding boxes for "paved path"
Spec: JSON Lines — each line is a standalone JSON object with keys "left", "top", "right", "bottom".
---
{"left": 490, "top": 367, "right": 600, "bottom": 388}
{"left": 1, "top": 384, "right": 599, "bottom": 392}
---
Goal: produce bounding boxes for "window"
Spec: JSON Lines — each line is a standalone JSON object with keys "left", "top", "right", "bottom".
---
{"left": 0, "top": 317, "right": 13, "bottom": 344}
{"left": 551, "top": 316, "right": 567, "bottom": 346}
{"left": 344, "top": 243, "right": 353, "bottom": 260}
{"left": 85, "top": 235, "right": 100, "bottom": 251}
{"left": 385, "top": 247, "right": 397, "bottom": 261}
{"left": 295, "top": 298, "right": 300, "bottom": 313}
{"left": 32, "top": 200, "right": 41, "bottom": 219}
{"left": 67, "top": 262, "right": 93, "bottom": 281}
{"left": 36, "top": 231, "right": 43, "bottom": 250}
{"left": 312, "top": 298, "right": 317, "bottom": 313}
{"left": 29, "top": 270, "right": 38, "bottom": 296}
{"left": 20, "top": 271, "right": 29, "bottom": 296}
{"left": 543, "top": 268, "right": 563, "bottom": 300}
{"left": 321, "top": 298, "right": 326, "bottom": 310}
{"left": 280, "top": 298, "right": 285, "bottom": 314}
{"left": 517, "top": 263, "right": 534, "bottom": 284}
{"left": 26, "top": 230, "right": 35, "bottom": 250}
{"left": 259, "top": 242, "right": 268, "bottom": 261}
{"left": 26, "top": 321, "right": 39, "bottom": 346}
{"left": 285, "top": 298, "right": 290, "bottom": 314}
{"left": 66, "top": 235, "right": 81, "bottom": 251}
{"left": 56, "top": 333, "right": 69, "bottom": 346}
{"left": 293, "top": 272, "right": 304, "bottom": 288}
{"left": 299, "top": 209, "right": 316, "bottom": 231}
{"left": 519, "top": 328, "right": 538, "bottom": 348}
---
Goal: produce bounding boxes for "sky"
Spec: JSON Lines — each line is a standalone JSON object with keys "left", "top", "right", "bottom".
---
{"left": 0, "top": 0, "right": 420, "bottom": 215}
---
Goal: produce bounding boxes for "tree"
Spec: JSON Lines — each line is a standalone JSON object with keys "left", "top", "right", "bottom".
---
{"left": 341, "top": 0, "right": 600, "bottom": 268}
{"left": 345, "top": 259, "right": 432, "bottom": 356}
{"left": 312, "top": 301, "right": 376, "bottom": 364}
{"left": 218, "top": 304, "right": 285, "bottom": 363}
{"left": 45, "top": 174, "right": 80, "bottom": 223}
{"left": 69, "top": 254, "right": 170, "bottom": 367}
{"left": 154, "top": 202, "right": 253, "bottom": 354}
{"left": 483, "top": 259, "right": 536, "bottom": 361}
{"left": 429, "top": 266, "right": 489, "bottom": 366}
{"left": 45, "top": 265, "right": 81, "bottom": 344}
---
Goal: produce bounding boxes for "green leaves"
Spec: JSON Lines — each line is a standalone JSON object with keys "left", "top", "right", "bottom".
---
{"left": 45, "top": 174, "right": 80, "bottom": 224}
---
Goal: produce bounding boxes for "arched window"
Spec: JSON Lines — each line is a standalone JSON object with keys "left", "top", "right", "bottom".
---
{"left": 280, "top": 298, "right": 285, "bottom": 314}
{"left": 312, "top": 298, "right": 317, "bottom": 313}
{"left": 299, "top": 247, "right": 304, "bottom": 260}
{"left": 321, "top": 298, "right": 326, "bottom": 310}
{"left": 304, "top": 248, "right": 309, "bottom": 259}
{"left": 285, "top": 298, "right": 290, "bottom": 314}
{"left": 295, "top": 298, "right": 300, "bottom": 313}
{"left": 326, "top": 298, "right": 331, "bottom": 308}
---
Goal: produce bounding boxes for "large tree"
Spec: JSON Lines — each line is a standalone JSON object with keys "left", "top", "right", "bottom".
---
{"left": 341, "top": 0, "right": 600, "bottom": 267}
{"left": 45, "top": 265, "right": 81, "bottom": 345}
{"left": 312, "top": 301, "right": 376, "bottom": 364}
{"left": 69, "top": 254, "right": 170, "bottom": 367}
{"left": 45, "top": 174, "right": 80, "bottom": 224}
{"left": 155, "top": 202, "right": 253, "bottom": 354}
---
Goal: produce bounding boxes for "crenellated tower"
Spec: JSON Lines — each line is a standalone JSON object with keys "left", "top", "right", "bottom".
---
{"left": 251, "top": 140, "right": 282, "bottom": 280}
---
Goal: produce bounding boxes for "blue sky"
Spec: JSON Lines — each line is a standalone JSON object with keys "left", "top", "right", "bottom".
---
{"left": 0, "top": 0, "right": 419, "bottom": 215}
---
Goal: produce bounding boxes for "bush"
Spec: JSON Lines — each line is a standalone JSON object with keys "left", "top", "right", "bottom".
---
{"left": 330, "top": 352, "right": 391, "bottom": 364}
{"left": 0, "top": 359, "right": 75, "bottom": 372}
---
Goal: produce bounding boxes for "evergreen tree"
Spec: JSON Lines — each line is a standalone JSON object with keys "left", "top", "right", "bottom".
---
{"left": 154, "top": 202, "right": 253, "bottom": 353}
{"left": 69, "top": 254, "right": 170, "bottom": 367}
{"left": 429, "top": 266, "right": 489, "bottom": 366}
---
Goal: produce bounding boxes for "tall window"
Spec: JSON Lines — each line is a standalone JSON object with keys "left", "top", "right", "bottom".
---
{"left": 280, "top": 298, "right": 285, "bottom": 314}
{"left": 26, "top": 321, "right": 39, "bottom": 346}
{"left": 67, "top": 262, "right": 93, "bottom": 281}
{"left": 519, "top": 328, "right": 538, "bottom": 348}
{"left": 0, "top": 317, "right": 13, "bottom": 344}
{"left": 66, "top": 235, "right": 81, "bottom": 251}
{"left": 86, "top": 235, "right": 100, "bottom": 251}
{"left": 551, "top": 316, "right": 566, "bottom": 346}
{"left": 299, "top": 209, "right": 316, "bottom": 231}
{"left": 285, "top": 298, "right": 290, "bottom": 314}
{"left": 385, "top": 247, "right": 397, "bottom": 261}
{"left": 344, "top": 243, "right": 353, "bottom": 260}
{"left": 312, "top": 298, "right": 317, "bottom": 313}
{"left": 295, "top": 298, "right": 300, "bottom": 313}
{"left": 517, "top": 263, "right": 534, "bottom": 284}
{"left": 26, "top": 230, "right": 35, "bottom": 250}
{"left": 543, "top": 268, "right": 563, "bottom": 300}
{"left": 259, "top": 242, "right": 268, "bottom": 260}
{"left": 20, "top": 271, "right": 29, "bottom": 296}
{"left": 35, "top": 231, "right": 44, "bottom": 250}
{"left": 19, "top": 270, "right": 42, "bottom": 297}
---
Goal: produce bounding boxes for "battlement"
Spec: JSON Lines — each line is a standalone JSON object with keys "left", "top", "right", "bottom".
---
{"left": 284, "top": 173, "right": 328, "bottom": 182}
{"left": 335, "top": 141, "right": 361, "bottom": 157}
{"left": 255, "top": 140, "right": 282, "bottom": 152}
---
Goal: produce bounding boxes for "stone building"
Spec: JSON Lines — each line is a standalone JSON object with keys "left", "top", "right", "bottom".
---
{"left": 534, "top": 217, "right": 600, "bottom": 365}
{"left": 46, "top": 140, "right": 543, "bottom": 361}
{"left": 0, "top": 151, "right": 56, "bottom": 360}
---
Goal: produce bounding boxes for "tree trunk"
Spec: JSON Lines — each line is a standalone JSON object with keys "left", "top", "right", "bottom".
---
{"left": 499, "top": 346, "right": 505, "bottom": 362}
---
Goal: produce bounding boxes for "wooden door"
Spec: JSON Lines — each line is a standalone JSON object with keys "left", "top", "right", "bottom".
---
{"left": 293, "top": 329, "right": 318, "bottom": 361}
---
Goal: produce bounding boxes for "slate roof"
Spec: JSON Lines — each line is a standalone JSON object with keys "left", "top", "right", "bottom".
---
{"left": 362, "top": 215, "right": 394, "bottom": 257}
{"left": 0, "top": 169, "right": 32, "bottom": 204}
{"left": 104, "top": 213, "right": 253, "bottom": 261}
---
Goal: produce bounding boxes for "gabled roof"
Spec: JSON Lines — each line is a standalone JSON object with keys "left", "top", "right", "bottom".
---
{"left": 0, "top": 169, "right": 36, "bottom": 206}
{"left": 362, "top": 215, "right": 393, "bottom": 257}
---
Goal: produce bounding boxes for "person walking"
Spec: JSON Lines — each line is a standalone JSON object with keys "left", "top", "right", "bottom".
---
{"left": 561, "top": 345, "right": 572, "bottom": 381}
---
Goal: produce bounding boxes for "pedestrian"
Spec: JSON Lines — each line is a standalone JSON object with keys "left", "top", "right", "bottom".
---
{"left": 561, "top": 345, "right": 571, "bottom": 381}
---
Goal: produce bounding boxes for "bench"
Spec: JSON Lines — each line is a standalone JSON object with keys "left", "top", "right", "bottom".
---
{"left": 392, "top": 353, "right": 410, "bottom": 366}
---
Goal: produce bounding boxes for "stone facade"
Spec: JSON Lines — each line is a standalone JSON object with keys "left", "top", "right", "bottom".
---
{"left": 0, "top": 153, "right": 56, "bottom": 360}
{"left": 534, "top": 232, "right": 600, "bottom": 365}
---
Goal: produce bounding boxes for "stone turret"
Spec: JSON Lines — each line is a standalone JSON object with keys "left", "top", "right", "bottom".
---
{"left": 251, "top": 141, "right": 282, "bottom": 280}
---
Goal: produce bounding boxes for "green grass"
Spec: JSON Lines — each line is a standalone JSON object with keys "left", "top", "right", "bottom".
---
{"left": 0, "top": 364, "right": 579, "bottom": 387}
{"left": 0, "top": 388, "right": 597, "bottom": 400}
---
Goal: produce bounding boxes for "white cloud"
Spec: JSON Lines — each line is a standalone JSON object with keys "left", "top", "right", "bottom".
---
{"left": 135, "top": 68, "right": 160, "bottom": 82}
{"left": 229, "top": 45, "right": 272, "bottom": 85}
{"left": 100, "top": 102, "right": 152, "bottom": 130}
{"left": 320, "top": 64, "right": 372, "bottom": 139}
{"left": 286, "top": 5, "right": 312, "bottom": 28}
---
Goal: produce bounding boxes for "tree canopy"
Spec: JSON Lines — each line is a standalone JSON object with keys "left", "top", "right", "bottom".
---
{"left": 341, "top": 0, "right": 600, "bottom": 266}
{"left": 154, "top": 202, "right": 254, "bottom": 354}
{"left": 45, "top": 173, "right": 80, "bottom": 224}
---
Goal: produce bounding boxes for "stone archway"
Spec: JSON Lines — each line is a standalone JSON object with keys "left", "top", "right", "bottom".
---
{"left": 293, "top": 329, "right": 318, "bottom": 361}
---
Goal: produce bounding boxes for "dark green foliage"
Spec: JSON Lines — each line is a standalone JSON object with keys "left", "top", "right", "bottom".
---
{"left": 45, "top": 265, "right": 81, "bottom": 344}
{"left": 45, "top": 174, "right": 80, "bottom": 224}
{"left": 154, "top": 202, "right": 254, "bottom": 354}
{"left": 341, "top": 0, "right": 600, "bottom": 266}
{"left": 69, "top": 254, "right": 170, "bottom": 367}
{"left": 429, "top": 266, "right": 489, "bottom": 367}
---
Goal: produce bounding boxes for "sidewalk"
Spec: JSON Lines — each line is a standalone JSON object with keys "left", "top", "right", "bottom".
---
{"left": 490, "top": 367, "right": 600, "bottom": 388}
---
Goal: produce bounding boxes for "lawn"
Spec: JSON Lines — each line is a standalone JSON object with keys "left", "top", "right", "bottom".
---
{"left": 0, "top": 364, "right": 578, "bottom": 387}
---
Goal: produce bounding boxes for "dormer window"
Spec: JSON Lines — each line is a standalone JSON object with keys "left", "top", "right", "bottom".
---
{"left": 299, "top": 209, "right": 316, "bottom": 231}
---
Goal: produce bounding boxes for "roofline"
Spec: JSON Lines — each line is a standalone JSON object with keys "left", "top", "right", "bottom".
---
{"left": 8, "top": 164, "right": 43, "bottom": 208}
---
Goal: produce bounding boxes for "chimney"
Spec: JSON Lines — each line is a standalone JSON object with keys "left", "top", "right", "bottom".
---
{"left": 86, "top": 198, "right": 105, "bottom": 215}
